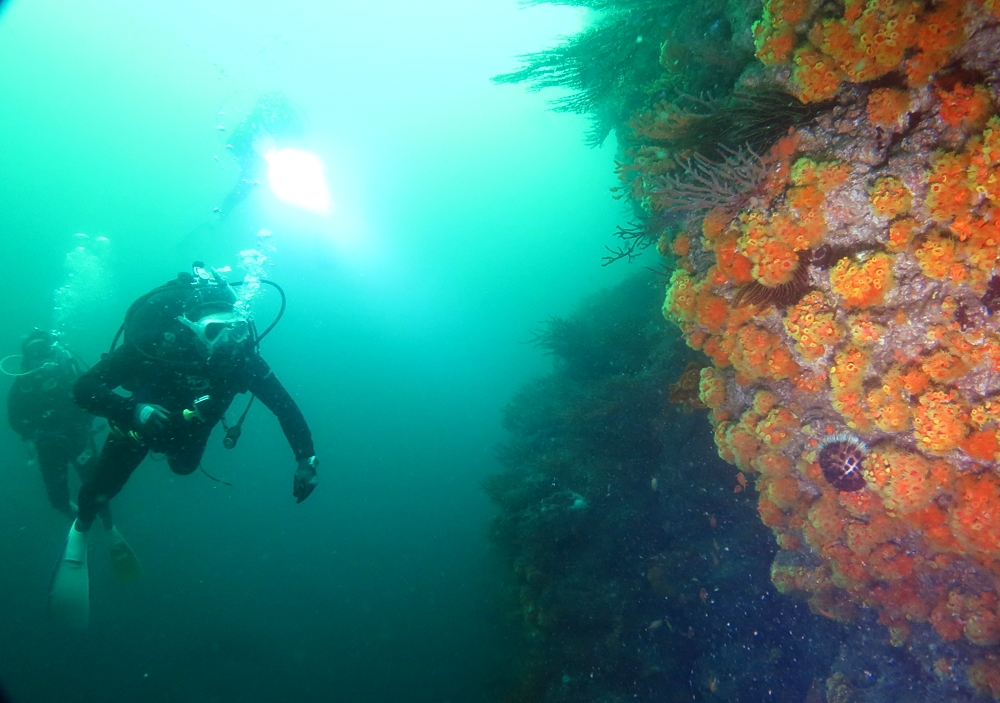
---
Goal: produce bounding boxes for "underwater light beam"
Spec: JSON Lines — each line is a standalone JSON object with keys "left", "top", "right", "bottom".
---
{"left": 263, "top": 147, "right": 334, "bottom": 215}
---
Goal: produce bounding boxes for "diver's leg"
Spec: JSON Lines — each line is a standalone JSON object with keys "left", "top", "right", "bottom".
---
{"left": 76, "top": 434, "right": 148, "bottom": 532}
{"left": 72, "top": 431, "right": 113, "bottom": 529}
{"left": 73, "top": 427, "right": 101, "bottom": 484}
{"left": 75, "top": 430, "right": 141, "bottom": 581}
{"left": 32, "top": 436, "right": 74, "bottom": 518}
{"left": 96, "top": 506, "right": 114, "bottom": 530}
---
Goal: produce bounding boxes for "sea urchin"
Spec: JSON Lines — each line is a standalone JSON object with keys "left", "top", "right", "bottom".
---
{"left": 818, "top": 433, "right": 868, "bottom": 492}
{"left": 733, "top": 250, "right": 811, "bottom": 308}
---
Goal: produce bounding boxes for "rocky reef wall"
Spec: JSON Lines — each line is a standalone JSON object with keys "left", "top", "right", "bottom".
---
{"left": 496, "top": 0, "right": 1000, "bottom": 698}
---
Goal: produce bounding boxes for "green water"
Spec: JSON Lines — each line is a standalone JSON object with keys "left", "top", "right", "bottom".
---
{"left": 0, "top": 1, "right": 630, "bottom": 701}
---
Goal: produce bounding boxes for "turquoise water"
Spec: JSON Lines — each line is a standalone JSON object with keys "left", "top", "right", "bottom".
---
{"left": 0, "top": 2, "right": 630, "bottom": 701}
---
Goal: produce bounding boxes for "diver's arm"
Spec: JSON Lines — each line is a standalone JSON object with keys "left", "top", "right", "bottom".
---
{"left": 218, "top": 176, "right": 257, "bottom": 218}
{"left": 6, "top": 382, "right": 34, "bottom": 439}
{"left": 72, "top": 347, "right": 137, "bottom": 429}
{"left": 218, "top": 153, "right": 265, "bottom": 217}
{"left": 67, "top": 355, "right": 89, "bottom": 381}
{"left": 247, "top": 357, "right": 315, "bottom": 461}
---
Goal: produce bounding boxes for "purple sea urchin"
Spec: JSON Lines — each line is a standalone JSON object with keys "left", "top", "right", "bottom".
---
{"left": 817, "top": 433, "right": 868, "bottom": 492}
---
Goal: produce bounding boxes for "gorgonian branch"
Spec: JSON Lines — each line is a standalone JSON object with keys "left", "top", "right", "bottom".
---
{"left": 649, "top": 146, "right": 765, "bottom": 215}
{"left": 602, "top": 222, "right": 655, "bottom": 266}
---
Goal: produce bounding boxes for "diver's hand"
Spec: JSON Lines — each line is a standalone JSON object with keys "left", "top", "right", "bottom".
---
{"left": 293, "top": 456, "right": 319, "bottom": 503}
{"left": 133, "top": 404, "right": 171, "bottom": 433}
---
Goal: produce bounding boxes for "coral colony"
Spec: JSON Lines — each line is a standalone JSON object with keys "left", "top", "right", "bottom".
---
{"left": 498, "top": 0, "right": 1000, "bottom": 697}
{"left": 655, "top": 0, "right": 1000, "bottom": 693}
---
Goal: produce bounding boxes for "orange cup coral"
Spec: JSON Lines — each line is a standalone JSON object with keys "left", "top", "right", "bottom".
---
{"left": 829, "top": 253, "right": 894, "bottom": 309}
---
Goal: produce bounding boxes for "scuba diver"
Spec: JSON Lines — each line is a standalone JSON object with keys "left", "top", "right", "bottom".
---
{"left": 49, "top": 263, "right": 319, "bottom": 629}
{"left": 179, "top": 92, "right": 310, "bottom": 250}
{"left": 5, "top": 330, "right": 141, "bottom": 594}
{"left": 6, "top": 330, "right": 97, "bottom": 519}
{"left": 218, "top": 92, "right": 305, "bottom": 217}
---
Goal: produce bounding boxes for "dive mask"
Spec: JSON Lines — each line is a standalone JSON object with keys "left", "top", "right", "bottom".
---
{"left": 176, "top": 310, "right": 249, "bottom": 358}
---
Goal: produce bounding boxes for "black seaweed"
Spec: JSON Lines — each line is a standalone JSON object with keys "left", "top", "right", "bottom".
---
{"left": 487, "top": 274, "right": 842, "bottom": 702}
{"left": 494, "top": 0, "right": 750, "bottom": 146}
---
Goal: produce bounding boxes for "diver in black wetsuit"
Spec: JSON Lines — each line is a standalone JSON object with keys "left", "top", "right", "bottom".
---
{"left": 48, "top": 265, "right": 319, "bottom": 629}
{"left": 218, "top": 92, "right": 304, "bottom": 217}
{"left": 74, "top": 266, "right": 319, "bottom": 526}
{"left": 5, "top": 329, "right": 111, "bottom": 526}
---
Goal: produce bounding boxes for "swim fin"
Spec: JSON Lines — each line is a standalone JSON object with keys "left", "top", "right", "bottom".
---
{"left": 48, "top": 520, "right": 90, "bottom": 630}
{"left": 106, "top": 526, "right": 142, "bottom": 582}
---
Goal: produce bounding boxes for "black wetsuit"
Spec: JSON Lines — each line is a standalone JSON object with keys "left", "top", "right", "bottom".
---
{"left": 6, "top": 355, "right": 97, "bottom": 517}
{"left": 72, "top": 341, "right": 314, "bottom": 529}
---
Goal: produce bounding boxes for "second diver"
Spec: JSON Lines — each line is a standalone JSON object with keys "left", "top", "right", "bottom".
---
{"left": 6, "top": 329, "right": 141, "bottom": 594}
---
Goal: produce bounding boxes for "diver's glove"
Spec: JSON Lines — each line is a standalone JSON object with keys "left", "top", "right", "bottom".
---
{"left": 293, "top": 456, "right": 319, "bottom": 504}
{"left": 133, "top": 404, "right": 171, "bottom": 434}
